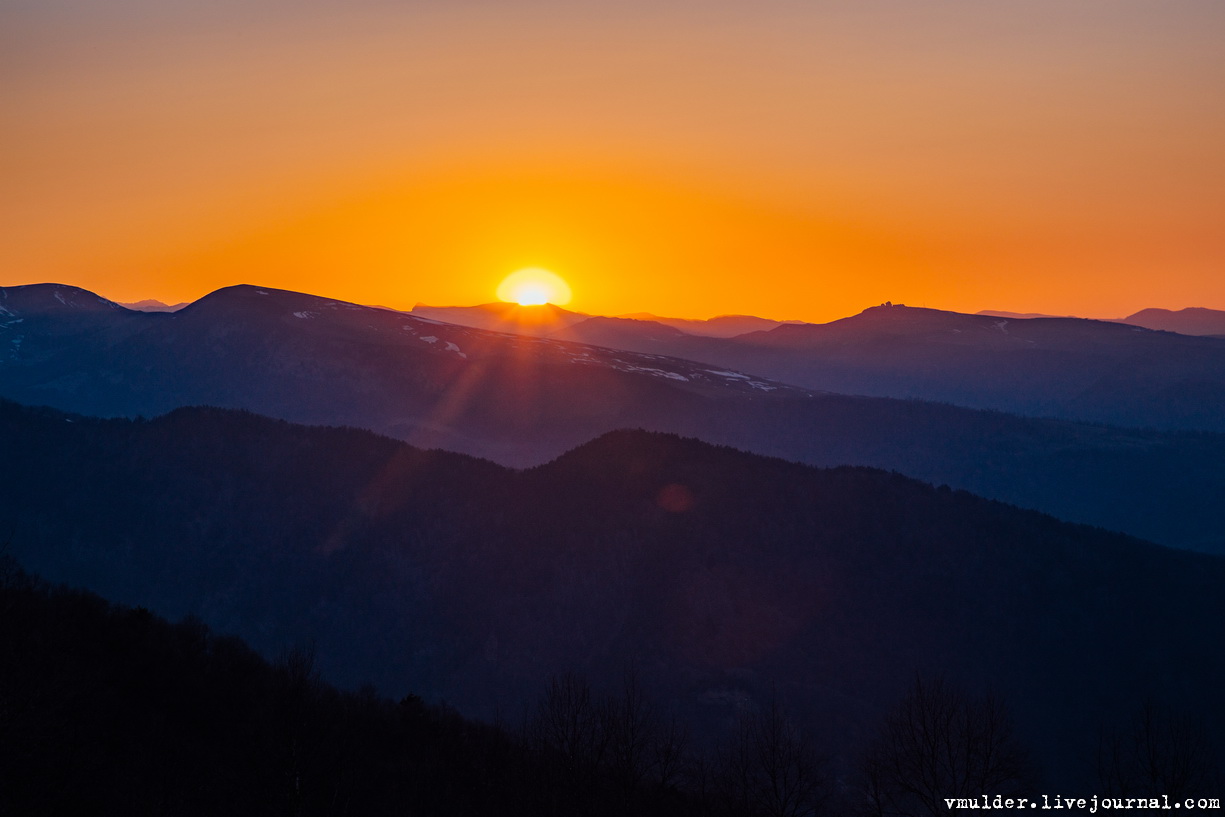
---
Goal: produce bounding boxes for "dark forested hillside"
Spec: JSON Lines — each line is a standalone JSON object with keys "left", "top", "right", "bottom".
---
{"left": 2, "top": 400, "right": 1222, "bottom": 788}
{"left": 0, "top": 566, "right": 719, "bottom": 817}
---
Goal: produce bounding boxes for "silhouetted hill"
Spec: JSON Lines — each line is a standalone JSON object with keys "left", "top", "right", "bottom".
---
{"left": 0, "top": 282, "right": 126, "bottom": 317}
{"left": 3, "top": 400, "right": 1222, "bottom": 785}
{"left": 0, "top": 565, "right": 708, "bottom": 816}
{"left": 4, "top": 283, "right": 1225, "bottom": 554}
{"left": 1119, "top": 306, "right": 1225, "bottom": 337}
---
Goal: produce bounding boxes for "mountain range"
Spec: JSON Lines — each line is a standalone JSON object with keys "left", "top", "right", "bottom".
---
{"left": 408, "top": 302, "right": 802, "bottom": 338}
{"left": 3, "top": 282, "right": 1224, "bottom": 554}
{"left": 89, "top": 290, "right": 1225, "bottom": 427}
{"left": 4, "top": 399, "right": 1221, "bottom": 785}
{"left": 118, "top": 298, "right": 190, "bottom": 312}
{"left": 416, "top": 302, "right": 1225, "bottom": 433}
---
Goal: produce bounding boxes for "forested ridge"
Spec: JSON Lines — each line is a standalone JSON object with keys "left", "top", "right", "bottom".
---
{"left": 2, "top": 399, "right": 1223, "bottom": 802}
{"left": 3, "top": 562, "right": 1218, "bottom": 815}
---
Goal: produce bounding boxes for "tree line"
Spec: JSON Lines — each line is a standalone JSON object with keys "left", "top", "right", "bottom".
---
{"left": 2, "top": 556, "right": 1217, "bottom": 816}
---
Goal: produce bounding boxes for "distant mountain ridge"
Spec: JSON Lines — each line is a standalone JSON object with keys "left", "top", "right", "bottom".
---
{"left": 976, "top": 309, "right": 1070, "bottom": 319}
{"left": 118, "top": 298, "right": 189, "bottom": 312}
{"left": 408, "top": 302, "right": 805, "bottom": 339}
{"left": 1118, "top": 306, "right": 1225, "bottom": 337}
{"left": 615, "top": 311, "right": 804, "bottom": 337}
{"left": 406, "top": 298, "right": 1225, "bottom": 433}
{"left": 4, "top": 282, "right": 1225, "bottom": 554}
{"left": 661, "top": 304, "right": 1225, "bottom": 433}
{"left": 978, "top": 306, "right": 1225, "bottom": 337}
{"left": 85, "top": 291, "right": 1225, "bottom": 338}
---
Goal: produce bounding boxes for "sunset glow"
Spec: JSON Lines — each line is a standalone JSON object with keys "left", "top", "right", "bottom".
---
{"left": 3, "top": 2, "right": 1224, "bottom": 320}
{"left": 497, "top": 268, "right": 572, "bottom": 306}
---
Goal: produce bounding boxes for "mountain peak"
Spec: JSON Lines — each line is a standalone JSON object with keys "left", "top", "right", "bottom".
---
{"left": 0, "top": 283, "right": 121, "bottom": 317}
{"left": 192, "top": 284, "right": 294, "bottom": 302}
{"left": 855, "top": 302, "right": 943, "bottom": 318}
{"left": 179, "top": 284, "right": 354, "bottom": 318}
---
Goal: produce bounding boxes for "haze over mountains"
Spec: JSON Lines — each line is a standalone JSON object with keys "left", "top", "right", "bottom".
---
{"left": 5, "top": 400, "right": 1222, "bottom": 785}
{"left": 4, "top": 283, "right": 1225, "bottom": 553}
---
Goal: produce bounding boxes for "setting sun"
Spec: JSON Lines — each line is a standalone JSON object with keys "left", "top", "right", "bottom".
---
{"left": 496, "top": 268, "right": 573, "bottom": 306}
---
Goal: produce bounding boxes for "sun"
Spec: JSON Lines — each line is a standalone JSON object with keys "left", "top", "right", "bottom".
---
{"left": 496, "top": 268, "right": 572, "bottom": 306}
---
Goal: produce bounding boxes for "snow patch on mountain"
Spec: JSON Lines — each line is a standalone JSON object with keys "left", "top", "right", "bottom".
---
{"left": 615, "top": 365, "right": 689, "bottom": 381}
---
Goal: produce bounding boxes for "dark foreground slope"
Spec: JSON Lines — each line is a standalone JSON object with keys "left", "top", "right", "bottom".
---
{"left": 3, "top": 284, "right": 1225, "bottom": 553}
{"left": 0, "top": 569, "right": 709, "bottom": 817}
{"left": 3, "top": 401, "right": 1222, "bottom": 785}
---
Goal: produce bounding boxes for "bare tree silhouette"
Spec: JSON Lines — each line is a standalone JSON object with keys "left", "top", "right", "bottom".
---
{"left": 529, "top": 672, "right": 608, "bottom": 788}
{"left": 855, "top": 676, "right": 1030, "bottom": 817}
{"left": 717, "top": 690, "right": 829, "bottom": 817}
{"left": 1097, "top": 700, "right": 1219, "bottom": 800}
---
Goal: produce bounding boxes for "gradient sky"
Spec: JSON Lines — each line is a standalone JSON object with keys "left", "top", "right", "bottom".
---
{"left": 3, "top": 0, "right": 1223, "bottom": 321}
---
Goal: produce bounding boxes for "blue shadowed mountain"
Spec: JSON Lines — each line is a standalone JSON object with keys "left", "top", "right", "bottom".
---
{"left": 417, "top": 299, "right": 1225, "bottom": 432}
{"left": 3, "top": 282, "right": 1225, "bottom": 554}
{"left": 556, "top": 303, "right": 1225, "bottom": 433}
{"left": 3, "top": 400, "right": 1222, "bottom": 786}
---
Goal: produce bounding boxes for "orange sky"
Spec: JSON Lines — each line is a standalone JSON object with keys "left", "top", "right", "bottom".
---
{"left": 3, "top": 1, "right": 1223, "bottom": 321}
